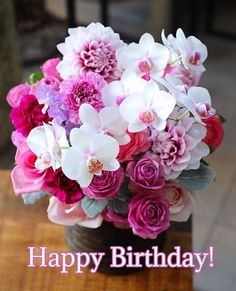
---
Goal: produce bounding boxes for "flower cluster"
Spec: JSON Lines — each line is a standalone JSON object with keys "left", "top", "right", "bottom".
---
{"left": 8, "top": 23, "right": 223, "bottom": 240}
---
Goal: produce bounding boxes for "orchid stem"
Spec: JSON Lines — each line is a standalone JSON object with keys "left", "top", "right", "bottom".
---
{"left": 177, "top": 110, "right": 189, "bottom": 121}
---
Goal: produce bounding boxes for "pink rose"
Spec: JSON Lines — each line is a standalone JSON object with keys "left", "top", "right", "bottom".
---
{"left": 102, "top": 208, "right": 129, "bottom": 229}
{"left": 159, "top": 181, "right": 195, "bottom": 222}
{"left": 126, "top": 155, "right": 165, "bottom": 192}
{"left": 11, "top": 143, "right": 48, "bottom": 195}
{"left": 128, "top": 192, "right": 170, "bottom": 239}
{"left": 117, "top": 129, "right": 151, "bottom": 163}
{"left": 44, "top": 168, "right": 84, "bottom": 204}
{"left": 47, "top": 197, "right": 103, "bottom": 227}
{"left": 10, "top": 94, "right": 52, "bottom": 137}
{"left": 82, "top": 168, "right": 124, "bottom": 200}
{"left": 203, "top": 115, "right": 224, "bottom": 149}
{"left": 6, "top": 83, "right": 31, "bottom": 108}
{"left": 41, "top": 57, "right": 62, "bottom": 80}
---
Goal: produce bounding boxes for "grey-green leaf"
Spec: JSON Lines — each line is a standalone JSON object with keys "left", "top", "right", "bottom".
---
{"left": 81, "top": 196, "right": 108, "bottom": 218}
{"left": 177, "top": 162, "right": 216, "bottom": 192}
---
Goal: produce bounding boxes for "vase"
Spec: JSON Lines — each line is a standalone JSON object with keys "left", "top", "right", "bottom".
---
{"left": 65, "top": 221, "right": 166, "bottom": 274}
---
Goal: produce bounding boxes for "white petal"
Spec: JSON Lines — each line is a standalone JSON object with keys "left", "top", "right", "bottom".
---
{"left": 153, "top": 91, "right": 176, "bottom": 120}
{"left": 26, "top": 126, "right": 47, "bottom": 155}
{"left": 70, "top": 128, "right": 91, "bottom": 149}
{"left": 91, "top": 134, "right": 119, "bottom": 160}
{"left": 79, "top": 103, "right": 100, "bottom": 127}
{"left": 128, "top": 121, "right": 147, "bottom": 133}
{"left": 78, "top": 215, "right": 103, "bottom": 228}
{"left": 188, "top": 87, "right": 211, "bottom": 106}
{"left": 102, "top": 81, "right": 124, "bottom": 107}
{"left": 61, "top": 147, "right": 84, "bottom": 180}
{"left": 102, "top": 159, "right": 120, "bottom": 171}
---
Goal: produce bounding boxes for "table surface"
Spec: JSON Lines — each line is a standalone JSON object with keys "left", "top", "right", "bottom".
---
{"left": 0, "top": 170, "right": 192, "bottom": 291}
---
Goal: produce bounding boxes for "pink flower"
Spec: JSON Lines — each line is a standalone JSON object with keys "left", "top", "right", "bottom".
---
{"left": 203, "top": 115, "right": 224, "bottom": 149}
{"left": 47, "top": 196, "right": 103, "bottom": 227}
{"left": 128, "top": 192, "right": 170, "bottom": 239}
{"left": 57, "top": 23, "right": 124, "bottom": 81}
{"left": 117, "top": 129, "right": 151, "bottom": 163}
{"left": 82, "top": 168, "right": 124, "bottom": 200}
{"left": 41, "top": 57, "right": 62, "bottom": 80}
{"left": 6, "top": 83, "right": 31, "bottom": 108}
{"left": 11, "top": 143, "right": 49, "bottom": 195}
{"left": 11, "top": 131, "right": 26, "bottom": 147}
{"left": 126, "top": 155, "right": 165, "bottom": 192}
{"left": 10, "top": 94, "right": 52, "bottom": 137}
{"left": 158, "top": 181, "right": 195, "bottom": 222}
{"left": 44, "top": 168, "right": 84, "bottom": 204}
{"left": 151, "top": 108, "right": 209, "bottom": 179}
{"left": 102, "top": 208, "right": 129, "bottom": 228}
{"left": 60, "top": 72, "right": 106, "bottom": 124}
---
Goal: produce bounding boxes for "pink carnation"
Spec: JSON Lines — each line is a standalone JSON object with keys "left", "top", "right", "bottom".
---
{"left": 128, "top": 192, "right": 170, "bottom": 239}
{"left": 126, "top": 155, "right": 165, "bottom": 192}
{"left": 10, "top": 94, "right": 52, "bottom": 137}
{"left": 44, "top": 168, "right": 84, "bottom": 204}
{"left": 117, "top": 129, "right": 151, "bottom": 163}
{"left": 11, "top": 143, "right": 49, "bottom": 195}
{"left": 82, "top": 168, "right": 124, "bottom": 200}
{"left": 60, "top": 72, "right": 106, "bottom": 124}
{"left": 41, "top": 57, "right": 62, "bottom": 80}
{"left": 6, "top": 83, "right": 31, "bottom": 108}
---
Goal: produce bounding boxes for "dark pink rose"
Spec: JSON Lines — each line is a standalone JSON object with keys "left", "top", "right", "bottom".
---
{"left": 203, "top": 115, "right": 224, "bottom": 149}
{"left": 102, "top": 208, "right": 129, "bottom": 228}
{"left": 6, "top": 83, "right": 31, "bottom": 108}
{"left": 117, "top": 129, "right": 151, "bottom": 163}
{"left": 126, "top": 155, "right": 165, "bottom": 192}
{"left": 10, "top": 94, "right": 52, "bottom": 137}
{"left": 44, "top": 168, "right": 84, "bottom": 204}
{"left": 128, "top": 192, "right": 170, "bottom": 239}
{"left": 82, "top": 168, "right": 124, "bottom": 200}
{"left": 41, "top": 57, "right": 62, "bottom": 80}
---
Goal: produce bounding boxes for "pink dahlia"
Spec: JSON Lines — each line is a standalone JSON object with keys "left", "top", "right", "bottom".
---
{"left": 10, "top": 94, "right": 52, "bottom": 137}
{"left": 151, "top": 108, "right": 209, "bottom": 179}
{"left": 60, "top": 72, "right": 106, "bottom": 124}
{"left": 57, "top": 22, "right": 124, "bottom": 81}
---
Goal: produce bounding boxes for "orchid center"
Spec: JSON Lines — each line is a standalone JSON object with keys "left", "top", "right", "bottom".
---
{"left": 139, "top": 110, "right": 155, "bottom": 125}
{"left": 138, "top": 59, "right": 152, "bottom": 74}
{"left": 87, "top": 158, "right": 103, "bottom": 175}
{"left": 189, "top": 52, "right": 201, "bottom": 65}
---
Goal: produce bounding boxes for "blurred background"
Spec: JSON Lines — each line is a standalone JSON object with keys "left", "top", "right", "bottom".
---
{"left": 0, "top": 0, "right": 236, "bottom": 290}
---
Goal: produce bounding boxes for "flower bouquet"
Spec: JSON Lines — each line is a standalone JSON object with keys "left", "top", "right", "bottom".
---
{"left": 8, "top": 23, "right": 224, "bottom": 273}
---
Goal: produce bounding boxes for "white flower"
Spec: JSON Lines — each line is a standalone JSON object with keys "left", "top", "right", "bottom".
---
{"left": 162, "top": 28, "right": 208, "bottom": 72}
{"left": 119, "top": 80, "right": 176, "bottom": 132}
{"left": 26, "top": 123, "right": 69, "bottom": 171}
{"left": 57, "top": 22, "right": 125, "bottom": 80}
{"left": 117, "top": 33, "right": 169, "bottom": 79}
{"left": 62, "top": 129, "right": 120, "bottom": 187}
{"left": 79, "top": 103, "right": 130, "bottom": 145}
{"left": 101, "top": 69, "right": 147, "bottom": 107}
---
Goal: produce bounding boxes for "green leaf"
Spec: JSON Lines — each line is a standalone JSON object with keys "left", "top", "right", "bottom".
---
{"left": 29, "top": 71, "right": 44, "bottom": 84}
{"left": 108, "top": 199, "right": 128, "bottom": 213}
{"left": 177, "top": 162, "right": 216, "bottom": 192}
{"left": 81, "top": 196, "right": 108, "bottom": 218}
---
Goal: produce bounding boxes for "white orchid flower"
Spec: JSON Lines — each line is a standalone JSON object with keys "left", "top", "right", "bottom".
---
{"left": 119, "top": 80, "right": 176, "bottom": 132}
{"left": 117, "top": 33, "right": 169, "bottom": 80}
{"left": 26, "top": 123, "right": 69, "bottom": 171}
{"left": 162, "top": 28, "right": 208, "bottom": 72}
{"left": 79, "top": 103, "right": 130, "bottom": 145}
{"left": 101, "top": 69, "right": 147, "bottom": 107}
{"left": 62, "top": 129, "right": 120, "bottom": 187}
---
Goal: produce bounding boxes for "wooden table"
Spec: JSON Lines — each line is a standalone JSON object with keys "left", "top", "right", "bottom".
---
{"left": 0, "top": 170, "right": 192, "bottom": 291}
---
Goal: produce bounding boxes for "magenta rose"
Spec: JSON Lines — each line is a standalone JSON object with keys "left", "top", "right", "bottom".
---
{"left": 128, "top": 192, "right": 170, "bottom": 239}
{"left": 126, "top": 155, "right": 165, "bottom": 192}
{"left": 10, "top": 94, "right": 52, "bottom": 137}
{"left": 102, "top": 208, "right": 129, "bottom": 229}
{"left": 82, "top": 168, "right": 124, "bottom": 200}
{"left": 6, "top": 83, "right": 31, "bottom": 108}
{"left": 44, "top": 168, "right": 84, "bottom": 204}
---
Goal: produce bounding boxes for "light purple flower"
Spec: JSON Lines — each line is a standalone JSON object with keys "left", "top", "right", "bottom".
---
{"left": 60, "top": 72, "right": 107, "bottom": 124}
{"left": 82, "top": 168, "right": 124, "bottom": 200}
{"left": 151, "top": 108, "right": 209, "bottom": 179}
{"left": 126, "top": 155, "right": 165, "bottom": 192}
{"left": 128, "top": 192, "right": 170, "bottom": 239}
